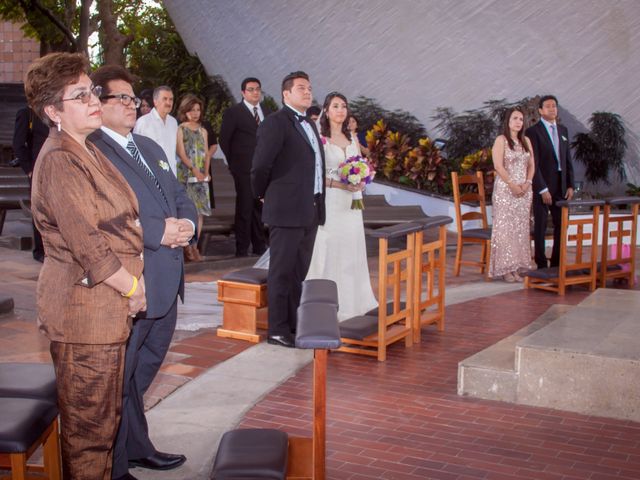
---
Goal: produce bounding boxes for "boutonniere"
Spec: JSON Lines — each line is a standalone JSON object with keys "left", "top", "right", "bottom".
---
{"left": 158, "top": 160, "right": 170, "bottom": 172}
{"left": 321, "top": 136, "right": 327, "bottom": 145}
{"left": 562, "top": 135, "right": 568, "bottom": 142}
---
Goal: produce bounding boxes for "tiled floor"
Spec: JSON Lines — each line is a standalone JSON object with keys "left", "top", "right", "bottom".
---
{"left": 239, "top": 287, "right": 640, "bottom": 480}
{"left": 2, "top": 237, "right": 639, "bottom": 479}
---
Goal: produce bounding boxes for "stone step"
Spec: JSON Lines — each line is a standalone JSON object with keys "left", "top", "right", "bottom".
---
{"left": 459, "top": 288, "right": 640, "bottom": 422}
{"left": 458, "top": 304, "right": 572, "bottom": 402}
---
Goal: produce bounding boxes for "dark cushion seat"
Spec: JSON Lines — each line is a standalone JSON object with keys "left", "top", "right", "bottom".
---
{"left": 221, "top": 268, "right": 268, "bottom": 285}
{"left": 0, "top": 397, "right": 58, "bottom": 453}
{"left": 300, "top": 279, "right": 338, "bottom": 309}
{"left": 523, "top": 267, "right": 587, "bottom": 280}
{"left": 296, "top": 303, "right": 341, "bottom": 350}
{"left": 0, "top": 363, "right": 57, "bottom": 401}
{"left": 339, "top": 315, "right": 379, "bottom": 340}
{"left": 211, "top": 428, "right": 288, "bottom": 480}
{"left": 606, "top": 196, "right": 640, "bottom": 206}
{"left": 462, "top": 228, "right": 492, "bottom": 240}
{"left": 365, "top": 301, "right": 406, "bottom": 317}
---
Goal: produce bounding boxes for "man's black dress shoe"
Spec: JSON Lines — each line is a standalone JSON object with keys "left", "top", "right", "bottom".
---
{"left": 267, "top": 334, "right": 295, "bottom": 348}
{"left": 128, "top": 451, "right": 186, "bottom": 470}
{"left": 114, "top": 474, "right": 138, "bottom": 480}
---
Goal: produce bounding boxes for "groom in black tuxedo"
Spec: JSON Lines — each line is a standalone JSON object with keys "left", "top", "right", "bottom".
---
{"left": 219, "top": 77, "right": 272, "bottom": 256}
{"left": 525, "top": 95, "right": 574, "bottom": 270}
{"left": 251, "top": 71, "right": 325, "bottom": 348}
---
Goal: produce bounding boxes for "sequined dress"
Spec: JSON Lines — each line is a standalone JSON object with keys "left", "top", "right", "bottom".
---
{"left": 306, "top": 136, "right": 378, "bottom": 320}
{"left": 489, "top": 142, "right": 532, "bottom": 277}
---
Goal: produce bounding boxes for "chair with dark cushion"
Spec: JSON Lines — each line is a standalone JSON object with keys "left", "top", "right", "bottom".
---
{"left": 299, "top": 279, "right": 338, "bottom": 310}
{"left": 524, "top": 199, "right": 605, "bottom": 295}
{"left": 339, "top": 222, "right": 421, "bottom": 361}
{"left": 0, "top": 397, "right": 61, "bottom": 480}
{"left": 412, "top": 215, "right": 453, "bottom": 342}
{"left": 0, "top": 363, "right": 57, "bottom": 401}
{"left": 217, "top": 267, "right": 269, "bottom": 343}
{"left": 599, "top": 196, "right": 640, "bottom": 288}
{"left": 451, "top": 171, "right": 492, "bottom": 279}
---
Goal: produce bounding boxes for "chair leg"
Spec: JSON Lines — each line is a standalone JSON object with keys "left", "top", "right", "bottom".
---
{"left": 10, "top": 452, "right": 27, "bottom": 480}
{"left": 483, "top": 240, "right": 491, "bottom": 280}
{"left": 43, "top": 418, "right": 62, "bottom": 480}
{"left": 454, "top": 240, "right": 463, "bottom": 276}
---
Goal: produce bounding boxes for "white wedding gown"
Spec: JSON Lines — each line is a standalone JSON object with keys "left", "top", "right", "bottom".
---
{"left": 306, "top": 136, "right": 378, "bottom": 321}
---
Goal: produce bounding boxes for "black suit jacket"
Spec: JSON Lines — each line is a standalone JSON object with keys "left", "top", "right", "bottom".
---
{"left": 251, "top": 107, "right": 326, "bottom": 227}
{"left": 526, "top": 121, "right": 574, "bottom": 198}
{"left": 12, "top": 106, "right": 49, "bottom": 175}
{"left": 89, "top": 129, "right": 198, "bottom": 319}
{"left": 219, "top": 101, "right": 273, "bottom": 174}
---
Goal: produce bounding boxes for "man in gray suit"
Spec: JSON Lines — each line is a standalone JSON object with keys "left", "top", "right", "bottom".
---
{"left": 90, "top": 66, "right": 197, "bottom": 480}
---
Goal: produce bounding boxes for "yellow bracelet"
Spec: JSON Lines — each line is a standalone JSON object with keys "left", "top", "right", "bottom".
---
{"left": 122, "top": 276, "right": 138, "bottom": 298}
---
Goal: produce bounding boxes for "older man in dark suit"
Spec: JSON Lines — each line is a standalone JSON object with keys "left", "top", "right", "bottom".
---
{"left": 526, "top": 95, "right": 575, "bottom": 270}
{"left": 220, "top": 77, "right": 272, "bottom": 257}
{"left": 90, "top": 65, "right": 197, "bottom": 480}
{"left": 251, "top": 71, "right": 325, "bottom": 348}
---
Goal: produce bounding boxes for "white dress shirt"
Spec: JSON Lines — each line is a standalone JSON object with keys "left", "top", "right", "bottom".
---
{"left": 286, "top": 105, "right": 323, "bottom": 194}
{"left": 133, "top": 108, "right": 178, "bottom": 176}
{"left": 243, "top": 100, "right": 264, "bottom": 122}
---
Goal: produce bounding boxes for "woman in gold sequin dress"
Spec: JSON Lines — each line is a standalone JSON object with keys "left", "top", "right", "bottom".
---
{"left": 489, "top": 107, "right": 535, "bottom": 282}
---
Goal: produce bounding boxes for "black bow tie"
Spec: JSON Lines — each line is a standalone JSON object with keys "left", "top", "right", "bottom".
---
{"left": 295, "top": 113, "right": 308, "bottom": 123}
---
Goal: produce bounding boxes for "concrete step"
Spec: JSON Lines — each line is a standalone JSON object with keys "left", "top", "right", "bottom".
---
{"left": 458, "top": 304, "right": 573, "bottom": 402}
{"left": 459, "top": 288, "right": 640, "bottom": 422}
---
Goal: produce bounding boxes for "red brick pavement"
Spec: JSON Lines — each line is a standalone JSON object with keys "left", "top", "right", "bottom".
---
{"left": 239, "top": 287, "right": 640, "bottom": 480}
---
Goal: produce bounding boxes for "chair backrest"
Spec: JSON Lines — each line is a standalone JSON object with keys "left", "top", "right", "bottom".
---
{"left": 451, "top": 171, "right": 489, "bottom": 233}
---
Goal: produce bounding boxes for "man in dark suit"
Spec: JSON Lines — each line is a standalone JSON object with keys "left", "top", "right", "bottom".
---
{"left": 90, "top": 65, "right": 197, "bottom": 480}
{"left": 12, "top": 106, "right": 48, "bottom": 262}
{"left": 525, "top": 95, "right": 575, "bottom": 270}
{"left": 252, "top": 71, "right": 325, "bottom": 348}
{"left": 220, "top": 77, "right": 272, "bottom": 257}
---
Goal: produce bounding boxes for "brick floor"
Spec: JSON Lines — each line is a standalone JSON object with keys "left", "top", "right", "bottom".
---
{"left": 239, "top": 287, "right": 640, "bottom": 480}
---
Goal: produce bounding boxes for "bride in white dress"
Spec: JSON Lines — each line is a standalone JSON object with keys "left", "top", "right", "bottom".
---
{"left": 306, "top": 93, "right": 378, "bottom": 320}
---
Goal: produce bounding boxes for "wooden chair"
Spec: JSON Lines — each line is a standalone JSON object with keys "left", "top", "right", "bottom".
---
{"left": 451, "top": 171, "right": 492, "bottom": 278}
{"left": 524, "top": 199, "right": 604, "bottom": 295}
{"left": 338, "top": 222, "right": 421, "bottom": 361}
{"left": 412, "top": 215, "right": 452, "bottom": 343}
{"left": 599, "top": 196, "right": 640, "bottom": 288}
{"left": 0, "top": 397, "right": 61, "bottom": 480}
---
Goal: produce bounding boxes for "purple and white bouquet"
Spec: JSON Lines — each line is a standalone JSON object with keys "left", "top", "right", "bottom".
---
{"left": 337, "top": 155, "right": 374, "bottom": 209}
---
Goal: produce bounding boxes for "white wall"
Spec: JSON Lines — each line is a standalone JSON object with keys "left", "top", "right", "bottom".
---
{"left": 164, "top": 0, "right": 640, "bottom": 185}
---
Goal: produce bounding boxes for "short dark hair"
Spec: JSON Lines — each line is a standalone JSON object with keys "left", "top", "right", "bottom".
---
{"left": 281, "top": 71, "right": 309, "bottom": 95}
{"left": 307, "top": 106, "right": 321, "bottom": 117}
{"left": 241, "top": 77, "right": 261, "bottom": 91}
{"left": 538, "top": 95, "right": 558, "bottom": 109}
{"left": 90, "top": 65, "right": 135, "bottom": 96}
{"left": 25, "top": 52, "right": 89, "bottom": 127}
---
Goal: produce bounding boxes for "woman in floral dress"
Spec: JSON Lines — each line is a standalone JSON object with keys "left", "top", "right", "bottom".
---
{"left": 177, "top": 94, "right": 212, "bottom": 261}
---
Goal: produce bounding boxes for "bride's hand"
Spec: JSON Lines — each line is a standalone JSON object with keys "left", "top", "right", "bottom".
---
{"left": 347, "top": 182, "right": 365, "bottom": 192}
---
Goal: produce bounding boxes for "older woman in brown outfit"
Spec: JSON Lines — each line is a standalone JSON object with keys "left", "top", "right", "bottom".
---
{"left": 26, "top": 52, "right": 147, "bottom": 480}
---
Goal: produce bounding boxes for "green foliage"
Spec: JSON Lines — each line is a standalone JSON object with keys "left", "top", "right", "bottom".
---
{"left": 571, "top": 112, "right": 627, "bottom": 185}
{"left": 366, "top": 120, "right": 450, "bottom": 194}
{"left": 349, "top": 96, "right": 427, "bottom": 143}
{"left": 626, "top": 183, "right": 640, "bottom": 197}
{"left": 431, "top": 96, "right": 541, "bottom": 164}
{"left": 460, "top": 148, "right": 495, "bottom": 197}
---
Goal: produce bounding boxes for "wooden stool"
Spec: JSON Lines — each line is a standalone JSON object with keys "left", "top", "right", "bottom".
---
{"left": 217, "top": 268, "right": 268, "bottom": 343}
{"left": 339, "top": 222, "right": 421, "bottom": 361}
{"left": 0, "top": 397, "right": 61, "bottom": 480}
{"left": 413, "top": 216, "right": 452, "bottom": 343}
{"left": 599, "top": 196, "right": 640, "bottom": 288}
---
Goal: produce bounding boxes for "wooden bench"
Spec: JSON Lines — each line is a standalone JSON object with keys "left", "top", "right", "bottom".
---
{"left": 216, "top": 268, "right": 268, "bottom": 343}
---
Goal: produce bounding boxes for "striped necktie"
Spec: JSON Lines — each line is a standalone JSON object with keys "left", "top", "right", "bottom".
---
{"left": 126, "top": 140, "right": 169, "bottom": 206}
{"left": 253, "top": 106, "right": 260, "bottom": 125}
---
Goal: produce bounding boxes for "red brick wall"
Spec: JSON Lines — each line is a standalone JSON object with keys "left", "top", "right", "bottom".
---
{"left": 0, "top": 21, "right": 39, "bottom": 84}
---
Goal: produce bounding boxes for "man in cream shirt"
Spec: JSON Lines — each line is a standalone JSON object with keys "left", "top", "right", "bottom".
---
{"left": 134, "top": 85, "right": 179, "bottom": 176}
